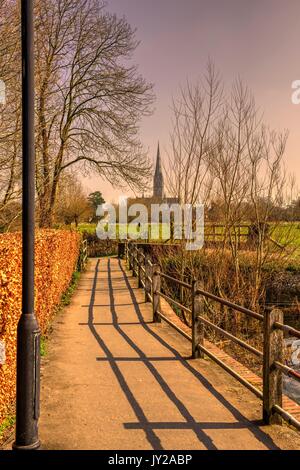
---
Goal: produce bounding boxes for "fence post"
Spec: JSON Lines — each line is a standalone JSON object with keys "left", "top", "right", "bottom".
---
{"left": 263, "top": 308, "right": 283, "bottom": 425}
{"left": 145, "top": 256, "right": 151, "bottom": 302}
{"left": 128, "top": 243, "right": 132, "bottom": 271}
{"left": 132, "top": 245, "right": 137, "bottom": 277}
{"left": 137, "top": 249, "right": 144, "bottom": 288}
{"left": 131, "top": 245, "right": 135, "bottom": 274}
{"left": 152, "top": 264, "right": 161, "bottom": 323}
{"left": 125, "top": 240, "right": 129, "bottom": 266}
{"left": 118, "top": 242, "right": 125, "bottom": 259}
{"left": 192, "top": 280, "right": 204, "bottom": 359}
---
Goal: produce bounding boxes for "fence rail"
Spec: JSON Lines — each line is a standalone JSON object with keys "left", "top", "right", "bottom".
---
{"left": 123, "top": 241, "right": 300, "bottom": 431}
{"left": 78, "top": 239, "right": 88, "bottom": 271}
{"left": 116, "top": 223, "right": 284, "bottom": 248}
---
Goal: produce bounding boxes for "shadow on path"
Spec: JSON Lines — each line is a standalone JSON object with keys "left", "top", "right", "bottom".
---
{"left": 87, "top": 258, "right": 279, "bottom": 450}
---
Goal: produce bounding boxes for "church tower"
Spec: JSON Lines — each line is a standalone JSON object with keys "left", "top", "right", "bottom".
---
{"left": 153, "top": 143, "right": 164, "bottom": 199}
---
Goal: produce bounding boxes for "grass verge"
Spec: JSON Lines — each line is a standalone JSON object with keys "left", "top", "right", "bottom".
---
{"left": 0, "top": 414, "right": 15, "bottom": 447}
{"left": 40, "top": 270, "right": 82, "bottom": 358}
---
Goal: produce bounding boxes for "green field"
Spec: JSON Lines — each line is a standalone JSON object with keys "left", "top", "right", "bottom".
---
{"left": 270, "top": 223, "right": 300, "bottom": 246}
{"left": 78, "top": 222, "right": 300, "bottom": 247}
{"left": 78, "top": 223, "right": 172, "bottom": 240}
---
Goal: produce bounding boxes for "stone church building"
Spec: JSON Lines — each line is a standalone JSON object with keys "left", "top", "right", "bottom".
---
{"left": 127, "top": 144, "right": 179, "bottom": 222}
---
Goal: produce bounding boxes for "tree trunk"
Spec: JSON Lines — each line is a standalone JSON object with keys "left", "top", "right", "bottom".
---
{"left": 38, "top": 184, "right": 55, "bottom": 228}
{"left": 38, "top": 161, "right": 61, "bottom": 228}
{"left": 38, "top": 202, "right": 53, "bottom": 228}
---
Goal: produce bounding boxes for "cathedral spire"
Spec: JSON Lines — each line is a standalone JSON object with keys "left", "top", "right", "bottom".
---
{"left": 153, "top": 142, "right": 164, "bottom": 198}
{"left": 156, "top": 142, "right": 162, "bottom": 172}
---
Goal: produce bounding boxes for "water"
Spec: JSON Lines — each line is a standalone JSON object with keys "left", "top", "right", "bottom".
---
{"left": 283, "top": 337, "right": 300, "bottom": 405}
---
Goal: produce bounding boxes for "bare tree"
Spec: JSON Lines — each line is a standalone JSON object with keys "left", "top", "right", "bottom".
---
{"left": 163, "top": 63, "right": 223, "bottom": 320}
{"left": 0, "top": 0, "right": 22, "bottom": 231}
{"left": 0, "top": 0, "right": 154, "bottom": 228}
{"left": 34, "top": 0, "right": 154, "bottom": 227}
{"left": 55, "top": 173, "right": 91, "bottom": 227}
{"left": 165, "top": 66, "right": 296, "bottom": 318}
{"left": 208, "top": 80, "right": 259, "bottom": 296}
{"left": 165, "top": 62, "right": 222, "bottom": 206}
{"left": 246, "top": 128, "right": 289, "bottom": 306}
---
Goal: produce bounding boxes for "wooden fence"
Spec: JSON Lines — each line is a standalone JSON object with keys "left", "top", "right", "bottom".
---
{"left": 78, "top": 239, "right": 88, "bottom": 271}
{"left": 204, "top": 223, "right": 250, "bottom": 244}
{"left": 116, "top": 223, "right": 284, "bottom": 250}
{"left": 124, "top": 241, "right": 300, "bottom": 430}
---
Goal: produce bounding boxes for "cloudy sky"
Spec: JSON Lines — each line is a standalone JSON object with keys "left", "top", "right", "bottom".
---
{"left": 85, "top": 0, "right": 300, "bottom": 202}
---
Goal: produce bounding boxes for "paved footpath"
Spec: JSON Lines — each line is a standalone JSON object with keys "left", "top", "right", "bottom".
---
{"left": 37, "top": 258, "right": 300, "bottom": 450}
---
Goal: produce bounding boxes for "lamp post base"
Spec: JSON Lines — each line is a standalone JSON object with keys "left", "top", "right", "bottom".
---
{"left": 12, "top": 440, "right": 41, "bottom": 451}
{"left": 14, "top": 314, "right": 41, "bottom": 451}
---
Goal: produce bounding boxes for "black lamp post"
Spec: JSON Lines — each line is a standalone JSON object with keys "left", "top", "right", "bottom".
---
{"left": 12, "top": 0, "right": 41, "bottom": 450}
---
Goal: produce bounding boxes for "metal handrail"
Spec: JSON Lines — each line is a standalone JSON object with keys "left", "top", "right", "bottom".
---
{"left": 274, "top": 361, "right": 300, "bottom": 382}
{"left": 274, "top": 322, "right": 300, "bottom": 339}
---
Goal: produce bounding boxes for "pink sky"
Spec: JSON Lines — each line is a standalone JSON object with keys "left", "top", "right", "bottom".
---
{"left": 83, "top": 0, "right": 300, "bottom": 202}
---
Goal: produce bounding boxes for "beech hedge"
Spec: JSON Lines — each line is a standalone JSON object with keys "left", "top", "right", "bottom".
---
{"left": 0, "top": 230, "right": 81, "bottom": 423}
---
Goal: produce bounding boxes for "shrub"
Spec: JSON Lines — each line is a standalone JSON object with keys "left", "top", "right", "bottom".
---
{"left": 81, "top": 231, "right": 118, "bottom": 257}
{"left": 0, "top": 229, "right": 81, "bottom": 424}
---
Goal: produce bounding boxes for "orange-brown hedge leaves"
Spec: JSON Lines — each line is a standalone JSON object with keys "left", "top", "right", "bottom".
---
{"left": 0, "top": 230, "right": 81, "bottom": 423}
